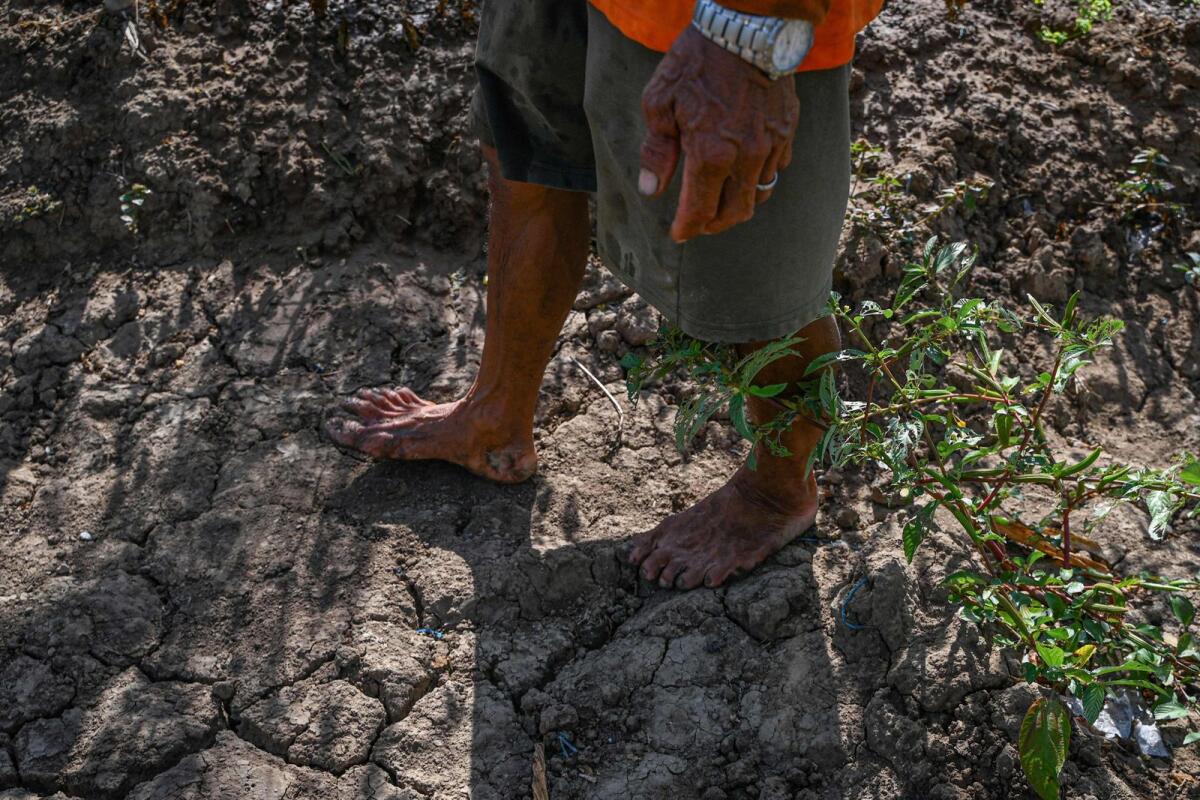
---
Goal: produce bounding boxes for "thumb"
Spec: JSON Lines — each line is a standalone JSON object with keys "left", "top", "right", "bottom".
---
{"left": 639, "top": 130, "right": 680, "bottom": 198}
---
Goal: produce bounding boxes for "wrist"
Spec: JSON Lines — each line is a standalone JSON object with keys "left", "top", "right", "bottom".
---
{"left": 692, "top": 0, "right": 815, "bottom": 80}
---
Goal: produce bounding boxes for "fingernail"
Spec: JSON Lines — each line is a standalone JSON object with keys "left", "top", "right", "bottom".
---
{"left": 638, "top": 169, "right": 658, "bottom": 195}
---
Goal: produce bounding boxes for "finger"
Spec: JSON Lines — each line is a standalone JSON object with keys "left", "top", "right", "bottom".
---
{"left": 639, "top": 90, "right": 681, "bottom": 198}
{"left": 776, "top": 123, "right": 796, "bottom": 172}
{"left": 705, "top": 169, "right": 759, "bottom": 235}
{"left": 754, "top": 133, "right": 788, "bottom": 203}
{"left": 706, "top": 133, "right": 770, "bottom": 233}
{"left": 775, "top": 84, "right": 799, "bottom": 172}
{"left": 639, "top": 133, "right": 681, "bottom": 198}
{"left": 670, "top": 141, "right": 735, "bottom": 242}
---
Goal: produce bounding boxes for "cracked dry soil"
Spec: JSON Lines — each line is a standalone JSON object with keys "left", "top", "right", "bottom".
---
{"left": 2, "top": 0, "right": 1200, "bottom": 798}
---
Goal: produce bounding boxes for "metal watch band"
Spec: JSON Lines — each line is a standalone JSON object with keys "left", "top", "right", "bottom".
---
{"left": 691, "top": 0, "right": 786, "bottom": 78}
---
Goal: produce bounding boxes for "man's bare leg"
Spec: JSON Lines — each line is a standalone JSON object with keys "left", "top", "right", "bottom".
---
{"left": 628, "top": 315, "right": 840, "bottom": 589}
{"left": 325, "top": 147, "right": 589, "bottom": 483}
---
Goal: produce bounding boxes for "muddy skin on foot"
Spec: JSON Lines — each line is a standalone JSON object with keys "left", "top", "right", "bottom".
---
{"left": 627, "top": 466, "right": 818, "bottom": 589}
{"left": 325, "top": 388, "right": 538, "bottom": 484}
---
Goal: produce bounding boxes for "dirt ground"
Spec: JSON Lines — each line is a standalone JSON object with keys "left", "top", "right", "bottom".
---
{"left": 2, "top": 0, "right": 1200, "bottom": 798}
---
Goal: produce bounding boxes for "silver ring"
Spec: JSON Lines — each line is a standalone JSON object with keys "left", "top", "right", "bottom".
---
{"left": 756, "top": 174, "right": 778, "bottom": 191}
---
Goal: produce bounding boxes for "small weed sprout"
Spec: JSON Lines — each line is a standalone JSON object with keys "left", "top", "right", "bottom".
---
{"left": 1035, "top": 0, "right": 1115, "bottom": 45}
{"left": 626, "top": 238, "right": 1200, "bottom": 800}
{"left": 119, "top": 183, "right": 152, "bottom": 235}
{"left": 1116, "top": 148, "right": 1183, "bottom": 222}
{"left": 847, "top": 140, "right": 992, "bottom": 243}
{"left": 910, "top": 178, "right": 994, "bottom": 232}
{"left": 11, "top": 186, "right": 62, "bottom": 224}
{"left": 1174, "top": 252, "right": 1200, "bottom": 288}
{"left": 850, "top": 138, "right": 884, "bottom": 197}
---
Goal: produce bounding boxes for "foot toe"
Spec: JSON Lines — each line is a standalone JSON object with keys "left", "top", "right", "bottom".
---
{"left": 676, "top": 564, "right": 708, "bottom": 590}
{"left": 704, "top": 561, "right": 738, "bottom": 589}
{"left": 380, "top": 387, "right": 426, "bottom": 409}
{"left": 658, "top": 559, "right": 686, "bottom": 589}
{"left": 639, "top": 548, "right": 672, "bottom": 582}
{"left": 341, "top": 396, "right": 386, "bottom": 420}
{"left": 395, "top": 387, "right": 425, "bottom": 404}
{"left": 360, "top": 430, "right": 404, "bottom": 459}
{"left": 325, "top": 416, "right": 364, "bottom": 448}
{"left": 627, "top": 530, "right": 660, "bottom": 565}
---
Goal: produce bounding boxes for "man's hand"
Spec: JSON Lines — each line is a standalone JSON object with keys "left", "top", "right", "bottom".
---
{"left": 639, "top": 25, "right": 800, "bottom": 243}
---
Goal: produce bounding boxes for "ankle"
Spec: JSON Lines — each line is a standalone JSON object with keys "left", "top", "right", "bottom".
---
{"left": 731, "top": 459, "right": 818, "bottom": 517}
{"left": 458, "top": 388, "right": 535, "bottom": 443}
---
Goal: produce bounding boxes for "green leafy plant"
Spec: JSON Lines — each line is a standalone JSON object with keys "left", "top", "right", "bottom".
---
{"left": 847, "top": 140, "right": 991, "bottom": 244}
{"left": 1116, "top": 148, "right": 1183, "bottom": 222}
{"left": 9, "top": 186, "right": 62, "bottom": 224}
{"left": 119, "top": 183, "right": 152, "bottom": 235}
{"left": 621, "top": 331, "right": 807, "bottom": 470}
{"left": 626, "top": 238, "right": 1200, "bottom": 798}
{"left": 1174, "top": 252, "right": 1200, "bottom": 288}
{"left": 1035, "top": 0, "right": 1114, "bottom": 45}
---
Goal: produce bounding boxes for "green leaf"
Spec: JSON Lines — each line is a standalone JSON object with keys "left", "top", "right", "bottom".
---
{"left": 1080, "top": 685, "right": 1105, "bottom": 725}
{"left": 673, "top": 392, "right": 727, "bottom": 453}
{"left": 1098, "top": 679, "right": 1170, "bottom": 697}
{"left": 902, "top": 518, "right": 925, "bottom": 564}
{"left": 1057, "top": 446, "right": 1102, "bottom": 478}
{"left": 1091, "top": 660, "right": 1158, "bottom": 677}
{"left": 1019, "top": 697, "right": 1070, "bottom": 800}
{"left": 1153, "top": 699, "right": 1189, "bottom": 721}
{"left": 818, "top": 370, "right": 837, "bottom": 416}
{"left": 943, "top": 570, "right": 988, "bottom": 589}
{"left": 1184, "top": 731, "right": 1200, "bottom": 746}
{"left": 746, "top": 382, "right": 788, "bottom": 398}
{"left": 1181, "top": 456, "right": 1200, "bottom": 486}
{"left": 1146, "top": 489, "right": 1182, "bottom": 540}
{"left": 1036, "top": 643, "right": 1065, "bottom": 669}
{"left": 728, "top": 394, "right": 755, "bottom": 443}
{"left": 901, "top": 502, "right": 938, "bottom": 564}
{"left": 995, "top": 409, "right": 1012, "bottom": 448}
{"left": 1062, "top": 292, "right": 1079, "bottom": 327}
{"left": 1170, "top": 595, "right": 1196, "bottom": 629}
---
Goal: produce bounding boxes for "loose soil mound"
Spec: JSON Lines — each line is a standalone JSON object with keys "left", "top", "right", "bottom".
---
{"left": 1, "top": 1, "right": 1199, "bottom": 799}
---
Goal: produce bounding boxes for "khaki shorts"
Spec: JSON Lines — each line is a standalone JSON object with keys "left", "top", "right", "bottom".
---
{"left": 472, "top": 3, "right": 851, "bottom": 343}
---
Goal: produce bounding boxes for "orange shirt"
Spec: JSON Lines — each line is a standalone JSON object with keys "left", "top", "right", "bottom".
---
{"left": 589, "top": 0, "right": 884, "bottom": 72}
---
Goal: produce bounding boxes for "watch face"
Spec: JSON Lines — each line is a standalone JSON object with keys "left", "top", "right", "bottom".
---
{"left": 772, "top": 21, "right": 814, "bottom": 74}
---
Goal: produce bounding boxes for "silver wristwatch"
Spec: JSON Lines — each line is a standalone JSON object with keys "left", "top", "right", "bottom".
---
{"left": 691, "top": 0, "right": 815, "bottom": 80}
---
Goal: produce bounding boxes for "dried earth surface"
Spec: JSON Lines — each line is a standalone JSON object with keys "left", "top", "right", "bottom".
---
{"left": 2, "top": 0, "right": 1199, "bottom": 798}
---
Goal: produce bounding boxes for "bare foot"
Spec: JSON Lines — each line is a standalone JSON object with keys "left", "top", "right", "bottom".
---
{"left": 627, "top": 466, "right": 818, "bottom": 589}
{"left": 324, "top": 387, "right": 537, "bottom": 484}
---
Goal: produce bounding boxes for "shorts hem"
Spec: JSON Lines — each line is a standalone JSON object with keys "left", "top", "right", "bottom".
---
{"left": 512, "top": 160, "right": 598, "bottom": 193}
{"left": 599, "top": 251, "right": 832, "bottom": 344}
{"left": 667, "top": 297, "right": 835, "bottom": 343}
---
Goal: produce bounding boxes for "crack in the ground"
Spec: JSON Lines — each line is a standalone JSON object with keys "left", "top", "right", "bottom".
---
{"left": 395, "top": 568, "right": 426, "bottom": 631}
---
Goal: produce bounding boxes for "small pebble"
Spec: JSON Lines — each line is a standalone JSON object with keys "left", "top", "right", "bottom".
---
{"left": 79, "top": 531, "right": 93, "bottom": 541}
